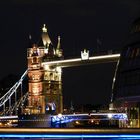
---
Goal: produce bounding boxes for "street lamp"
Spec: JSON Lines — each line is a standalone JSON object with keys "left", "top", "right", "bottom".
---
{"left": 58, "top": 113, "right": 62, "bottom": 128}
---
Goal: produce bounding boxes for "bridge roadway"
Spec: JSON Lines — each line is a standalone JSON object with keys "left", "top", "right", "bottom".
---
{"left": 42, "top": 53, "right": 120, "bottom": 67}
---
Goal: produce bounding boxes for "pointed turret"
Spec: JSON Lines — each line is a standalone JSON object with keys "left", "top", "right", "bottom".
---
{"left": 41, "top": 24, "right": 51, "bottom": 47}
{"left": 57, "top": 36, "right": 61, "bottom": 50}
{"left": 27, "top": 34, "right": 33, "bottom": 48}
{"left": 56, "top": 36, "right": 63, "bottom": 57}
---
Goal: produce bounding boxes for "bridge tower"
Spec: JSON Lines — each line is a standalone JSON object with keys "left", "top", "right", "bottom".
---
{"left": 25, "top": 25, "right": 63, "bottom": 115}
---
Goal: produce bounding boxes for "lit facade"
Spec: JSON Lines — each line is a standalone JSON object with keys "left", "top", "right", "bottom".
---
{"left": 112, "top": 18, "right": 140, "bottom": 128}
{"left": 25, "top": 25, "right": 63, "bottom": 114}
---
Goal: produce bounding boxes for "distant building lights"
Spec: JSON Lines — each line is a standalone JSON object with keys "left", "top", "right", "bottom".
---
{"left": 75, "top": 121, "right": 80, "bottom": 124}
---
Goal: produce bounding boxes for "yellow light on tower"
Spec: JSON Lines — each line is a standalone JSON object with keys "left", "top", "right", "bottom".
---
{"left": 44, "top": 65, "right": 50, "bottom": 70}
{"left": 56, "top": 67, "right": 62, "bottom": 73}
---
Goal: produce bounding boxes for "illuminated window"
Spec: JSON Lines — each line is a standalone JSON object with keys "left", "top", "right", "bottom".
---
{"left": 32, "top": 87, "right": 39, "bottom": 93}
{"left": 44, "top": 72, "right": 49, "bottom": 80}
{"left": 32, "top": 57, "right": 37, "bottom": 63}
{"left": 50, "top": 73, "right": 54, "bottom": 80}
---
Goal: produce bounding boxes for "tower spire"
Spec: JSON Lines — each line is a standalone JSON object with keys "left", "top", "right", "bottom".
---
{"left": 42, "top": 24, "right": 47, "bottom": 33}
{"left": 57, "top": 36, "right": 61, "bottom": 49}
{"left": 41, "top": 24, "right": 51, "bottom": 47}
{"left": 28, "top": 34, "right": 33, "bottom": 48}
{"left": 56, "top": 35, "right": 63, "bottom": 57}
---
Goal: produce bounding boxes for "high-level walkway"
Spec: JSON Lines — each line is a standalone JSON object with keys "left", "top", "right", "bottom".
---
{"left": 42, "top": 53, "right": 120, "bottom": 67}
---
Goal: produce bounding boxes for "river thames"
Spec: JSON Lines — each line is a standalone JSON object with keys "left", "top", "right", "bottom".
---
{"left": 0, "top": 128, "right": 140, "bottom": 139}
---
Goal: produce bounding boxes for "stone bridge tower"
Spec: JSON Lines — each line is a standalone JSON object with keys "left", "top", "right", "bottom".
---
{"left": 25, "top": 25, "right": 63, "bottom": 115}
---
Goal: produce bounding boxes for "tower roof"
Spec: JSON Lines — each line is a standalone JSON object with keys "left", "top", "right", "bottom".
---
{"left": 41, "top": 24, "right": 51, "bottom": 47}
{"left": 37, "top": 24, "right": 52, "bottom": 47}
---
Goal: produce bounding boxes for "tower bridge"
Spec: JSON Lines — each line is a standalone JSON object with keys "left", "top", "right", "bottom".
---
{"left": 0, "top": 25, "right": 121, "bottom": 127}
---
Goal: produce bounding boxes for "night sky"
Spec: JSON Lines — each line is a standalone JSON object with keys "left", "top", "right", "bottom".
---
{"left": 0, "top": 0, "right": 140, "bottom": 108}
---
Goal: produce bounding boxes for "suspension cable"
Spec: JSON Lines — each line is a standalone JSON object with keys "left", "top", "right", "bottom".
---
{"left": 0, "top": 70, "right": 28, "bottom": 107}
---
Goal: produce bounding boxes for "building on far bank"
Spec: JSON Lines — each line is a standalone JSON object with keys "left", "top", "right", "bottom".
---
{"left": 111, "top": 18, "right": 140, "bottom": 128}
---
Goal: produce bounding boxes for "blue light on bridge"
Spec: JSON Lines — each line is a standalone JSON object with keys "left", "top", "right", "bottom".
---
{"left": 112, "top": 114, "right": 127, "bottom": 120}
{"left": 0, "top": 134, "right": 140, "bottom": 138}
{"left": 51, "top": 114, "right": 73, "bottom": 124}
{"left": 51, "top": 113, "right": 128, "bottom": 124}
